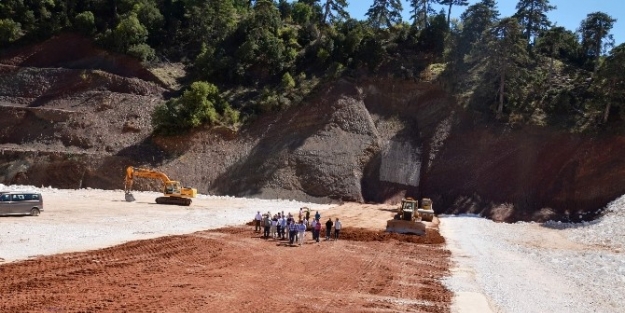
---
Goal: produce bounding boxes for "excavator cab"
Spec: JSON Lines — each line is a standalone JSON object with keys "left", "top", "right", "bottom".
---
{"left": 164, "top": 181, "right": 181, "bottom": 195}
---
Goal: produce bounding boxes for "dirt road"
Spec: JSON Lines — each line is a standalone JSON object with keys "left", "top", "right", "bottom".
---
{"left": 0, "top": 189, "right": 451, "bottom": 313}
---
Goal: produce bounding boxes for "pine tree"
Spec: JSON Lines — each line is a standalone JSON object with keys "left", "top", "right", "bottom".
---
{"left": 513, "top": 0, "right": 555, "bottom": 45}
{"left": 409, "top": 0, "right": 436, "bottom": 29}
{"left": 578, "top": 11, "right": 616, "bottom": 74}
{"left": 456, "top": 0, "right": 500, "bottom": 63}
{"left": 597, "top": 44, "right": 625, "bottom": 123}
{"left": 365, "top": 0, "right": 403, "bottom": 29}
{"left": 438, "top": 0, "right": 469, "bottom": 26}
{"left": 471, "top": 17, "right": 529, "bottom": 116}
{"left": 321, "top": 0, "right": 349, "bottom": 24}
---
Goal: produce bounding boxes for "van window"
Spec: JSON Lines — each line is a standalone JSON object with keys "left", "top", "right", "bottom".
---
{"left": 12, "top": 194, "right": 25, "bottom": 201}
{"left": 0, "top": 194, "right": 9, "bottom": 201}
{"left": 23, "top": 194, "right": 40, "bottom": 200}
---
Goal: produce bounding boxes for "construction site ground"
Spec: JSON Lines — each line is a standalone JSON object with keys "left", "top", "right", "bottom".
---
{"left": 0, "top": 188, "right": 451, "bottom": 313}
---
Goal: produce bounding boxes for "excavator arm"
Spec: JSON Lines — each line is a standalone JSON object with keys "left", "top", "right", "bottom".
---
{"left": 124, "top": 166, "right": 172, "bottom": 194}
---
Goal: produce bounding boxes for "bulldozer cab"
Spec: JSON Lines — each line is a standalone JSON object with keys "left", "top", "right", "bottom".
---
{"left": 399, "top": 198, "right": 418, "bottom": 221}
{"left": 421, "top": 198, "right": 432, "bottom": 210}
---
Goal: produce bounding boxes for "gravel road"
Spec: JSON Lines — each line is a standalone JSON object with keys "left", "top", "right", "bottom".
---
{"left": 440, "top": 197, "right": 625, "bottom": 313}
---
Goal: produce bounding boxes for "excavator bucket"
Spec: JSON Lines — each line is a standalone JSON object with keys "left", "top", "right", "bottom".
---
{"left": 125, "top": 193, "right": 136, "bottom": 202}
{"left": 385, "top": 219, "right": 426, "bottom": 235}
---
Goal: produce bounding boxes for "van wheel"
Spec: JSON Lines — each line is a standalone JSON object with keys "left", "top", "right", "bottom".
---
{"left": 30, "top": 208, "right": 40, "bottom": 216}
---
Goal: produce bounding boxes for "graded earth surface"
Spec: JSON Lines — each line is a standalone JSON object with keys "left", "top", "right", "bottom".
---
{"left": 0, "top": 188, "right": 450, "bottom": 313}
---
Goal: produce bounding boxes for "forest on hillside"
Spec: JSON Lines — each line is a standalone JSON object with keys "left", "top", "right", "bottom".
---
{"left": 0, "top": 0, "right": 623, "bottom": 134}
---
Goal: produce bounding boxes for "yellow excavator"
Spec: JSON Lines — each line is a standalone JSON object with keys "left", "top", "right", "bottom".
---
{"left": 124, "top": 166, "right": 197, "bottom": 206}
{"left": 385, "top": 197, "right": 435, "bottom": 235}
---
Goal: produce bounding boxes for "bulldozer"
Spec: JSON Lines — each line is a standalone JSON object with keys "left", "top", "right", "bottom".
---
{"left": 385, "top": 197, "right": 435, "bottom": 235}
{"left": 124, "top": 166, "right": 197, "bottom": 206}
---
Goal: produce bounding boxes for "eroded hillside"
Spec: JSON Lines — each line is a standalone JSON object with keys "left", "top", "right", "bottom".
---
{"left": 1, "top": 34, "right": 624, "bottom": 222}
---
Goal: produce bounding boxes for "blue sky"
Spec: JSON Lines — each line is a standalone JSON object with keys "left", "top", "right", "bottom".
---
{"left": 346, "top": 0, "right": 624, "bottom": 45}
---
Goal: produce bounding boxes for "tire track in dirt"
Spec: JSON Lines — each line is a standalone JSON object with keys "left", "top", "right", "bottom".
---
{"left": 1, "top": 226, "right": 451, "bottom": 313}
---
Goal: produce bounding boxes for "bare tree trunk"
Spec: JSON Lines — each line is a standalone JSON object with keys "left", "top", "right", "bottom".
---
{"left": 497, "top": 70, "right": 505, "bottom": 116}
{"left": 447, "top": 3, "right": 453, "bottom": 26}
{"left": 603, "top": 102, "right": 612, "bottom": 123}
{"left": 603, "top": 85, "right": 613, "bottom": 123}
{"left": 549, "top": 43, "right": 556, "bottom": 80}
{"left": 594, "top": 37, "right": 602, "bottom": 76}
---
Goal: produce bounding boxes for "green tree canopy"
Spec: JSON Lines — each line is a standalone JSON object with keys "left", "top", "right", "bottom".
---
{"left": 535, "top": 26, "right": 580, "bottom": 63}
{"left": 438, "top": 0, "right": 469, "bottom": 26}
{"left": 579, "top": 11, "right": 616, "bottom": 72}
{"left": 320, "top": 0, "right": 349, "bottom": 25}
{"left": 409, "top": 0, "right": 437, "bottom": 29}
{"left": 366, "top": 0, "right": 403, "bottom": 29}
{"left": 597, "top": 43, "right": 625, "bottom": 123}
{"left": 152, "top": 81, "right": 233, "bottom": 134}
{"left": 0, "top": 18, "right": 21, "bottom": 44}
{"left": 513, "top": 0, "right": 555, "bottom": 45}
{"left": 459, "top": 0, "right": 500, "bottom": 50}
{"left": 470, "top": 17, "right": 529, "bottom": 116}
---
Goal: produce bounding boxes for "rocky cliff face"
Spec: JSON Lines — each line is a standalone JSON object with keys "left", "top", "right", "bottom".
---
{"left": 2, "top": 34, "right": 624, "bottom": 222}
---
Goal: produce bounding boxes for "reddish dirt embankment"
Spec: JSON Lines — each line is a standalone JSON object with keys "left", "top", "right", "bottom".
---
{"left": 1, "top": 227, "right": 450, "bottom": 313}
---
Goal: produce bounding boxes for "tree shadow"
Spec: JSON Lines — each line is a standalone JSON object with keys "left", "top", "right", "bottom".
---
{"left": 114, "top": 136, "right": 169, "bottom": 166}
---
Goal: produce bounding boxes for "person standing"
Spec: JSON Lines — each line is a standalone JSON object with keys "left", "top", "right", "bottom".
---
{"left": 254, "top": 211, "right": 262, "bottom": 232}
{"left": 297, "top": 220, "right": 307, "bottom": 246}
{"left": 310, "top": 218, "right": 318, "bottom": 242}
{"left": 288, "top": 220, "right": 298, "bottom": 245}
{"left": 280, "top": 214, "right": 287, "bottom": 239}
{"left": 325, "top": 217, "right": 333, "bottom": 240}
{"left": 313, "top": 219, "right": 322, "bottom": 242}
{"left": 277, "top": 214, "right": 284, "bottom": 239}
{"left": 314, "top": 211, "right": 321, "bottom": 221}
{"left": 263, "top": 214, "right": 271, "bottom": 238}
{"left": 334, "top": 218, "right": 342, "bottom": 240}
{"left": 270, "top": 215, "right": 278, "bottom": 239}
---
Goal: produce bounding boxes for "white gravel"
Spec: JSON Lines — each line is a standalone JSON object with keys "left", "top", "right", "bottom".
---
{"left": 0, "top": 184, "right": 335, "bottom": 263}
{"left": 440, "top": 196, "right": 625, "bottom": 313}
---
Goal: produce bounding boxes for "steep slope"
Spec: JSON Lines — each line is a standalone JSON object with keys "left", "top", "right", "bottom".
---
{"left": 2, "top": 34, "right": 625, "bottom": 222}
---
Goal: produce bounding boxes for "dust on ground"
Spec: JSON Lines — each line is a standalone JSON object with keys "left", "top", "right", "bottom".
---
{"left": 0, "top": 194, "right": 451, "bottom": 313}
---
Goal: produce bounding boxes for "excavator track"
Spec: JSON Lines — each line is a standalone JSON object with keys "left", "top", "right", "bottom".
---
{"left": 155, "top": 197, "right": 192, "bottom": 206}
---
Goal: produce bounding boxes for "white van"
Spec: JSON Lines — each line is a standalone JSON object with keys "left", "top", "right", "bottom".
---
{"left": 0, "top": 191, "right": 44, "bottom": 216}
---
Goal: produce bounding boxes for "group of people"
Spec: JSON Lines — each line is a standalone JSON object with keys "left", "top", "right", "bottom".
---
{"left": 253, "top": 209, "right": 342, "bottom": 246}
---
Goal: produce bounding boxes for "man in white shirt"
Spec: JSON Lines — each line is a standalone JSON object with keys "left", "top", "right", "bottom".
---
{"left": 270, "top": 216, "right": 278, "bottom": 239}
{"left": 254, "top": 211, "right": 262, "bottom": 232}
{"left": 310, "top": 219, "right": 318, "bottom": 242}
{"left": 280, "top": 215, "right": 287, "bottom": 239}
{"left": 277, "top": 215, "right": 284, "bottom": 239}
{"left": 334, "top": 218, "right": 342, "bottom": 240}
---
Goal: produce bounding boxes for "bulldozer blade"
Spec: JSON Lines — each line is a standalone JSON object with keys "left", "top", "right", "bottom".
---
{"left": 125, "top": 193, "right": 136, "bottom": 202}
{"left": 386, "top": 219, "right": 426, "bottom": 235}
